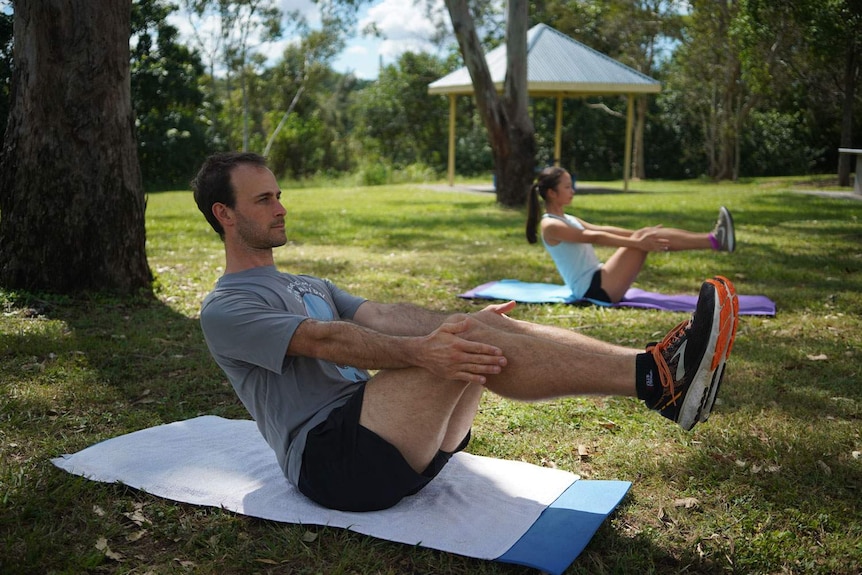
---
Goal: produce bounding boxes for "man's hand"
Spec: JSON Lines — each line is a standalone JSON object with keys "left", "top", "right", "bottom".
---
{"left": 416, "top": 317, "right": 507, "bottom": 385}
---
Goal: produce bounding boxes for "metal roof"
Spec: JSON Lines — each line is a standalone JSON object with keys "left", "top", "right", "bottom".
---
{"left": 428, "top": 23, "right": 661, "bottom": 96}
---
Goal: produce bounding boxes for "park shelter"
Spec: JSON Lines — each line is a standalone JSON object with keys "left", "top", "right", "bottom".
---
{"left": 428, "top": 23, "right": 661, "bottom": 191}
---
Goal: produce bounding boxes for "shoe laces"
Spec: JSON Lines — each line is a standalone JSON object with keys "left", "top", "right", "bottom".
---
{"left": 648, "top": 318, "right": 690, "bottom": 406}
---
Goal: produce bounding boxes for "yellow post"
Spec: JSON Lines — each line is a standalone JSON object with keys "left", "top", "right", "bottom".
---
{"left": 554, "top": 95, "right": 563, "bottom": 167}
{"left": 447, "top": 94, "right": 456, "bottom": 186}
{"left": 624, "top": 94, "right": 634, "bottom": 192}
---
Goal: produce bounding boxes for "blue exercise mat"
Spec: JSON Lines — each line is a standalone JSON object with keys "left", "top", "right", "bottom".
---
{"left": 498, "top": 479, "right": 631, "bottom": 574}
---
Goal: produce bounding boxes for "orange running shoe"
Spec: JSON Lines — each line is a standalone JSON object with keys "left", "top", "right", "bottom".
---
{"left": 646, "top": 277, "right": 737, "bottom": 430}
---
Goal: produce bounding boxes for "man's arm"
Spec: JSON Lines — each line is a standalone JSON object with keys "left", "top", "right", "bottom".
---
{"left": 351, "top": 301, "right": 451, "bottom": 336}
{"left": 287, "top": 314, "right": 506, "bottom": 384}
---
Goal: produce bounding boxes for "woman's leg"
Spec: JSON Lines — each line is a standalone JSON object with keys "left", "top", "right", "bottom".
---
{"left": 654, "top": 207, "right": 735, "bottom": 252}
{"left": 600, "top": 247, "right": 649, "bottom": 303}
{"left": 653, "top": 227, "right": 713, "bottom": 251}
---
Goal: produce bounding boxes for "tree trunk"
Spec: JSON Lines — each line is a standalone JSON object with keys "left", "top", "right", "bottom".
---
{"left": 0, "top": 0, "right": 152, "bottom": 294}
{"left": 633, "top": 95, "right": 647, "bottom": 179}
{"left": 444, "top": 0, "right": 536, "bottom": 207}
{"left": 838, "top": 33, "right": 858, "bottom": 187}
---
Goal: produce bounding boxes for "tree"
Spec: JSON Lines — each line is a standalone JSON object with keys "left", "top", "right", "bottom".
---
{"left": 263, "top": 12, "right": 345, "bottom": 159}
{"left": 179, "top": 0, "right": 283, "bottom": 151}
{"left": 132, "top": 0, "right": 210, "bottom": 189}
{"left": 535, "top": 0, "right": 684, "bottom": 179}
{"left": 353, "top": 52, "right": 451, "bottom": 171}
{"left": 599, "top": 0, "right": 684, "bottom": 180}
{"left": 666, "top": 0, "right": 753, "bottom": 180}
{"left": 0, "top": 8, "right": 11, "bottom": 150}
{"left": 0, "top": 0, "right": 151, "bottom": 294}
{"left": 743, "top": 0, "right": 862, "bottom": 184}
{"left": 445, "top": 0, "right": 536, "bottom": 206}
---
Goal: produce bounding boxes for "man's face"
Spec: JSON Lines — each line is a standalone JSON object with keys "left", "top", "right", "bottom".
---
{"left": 226, "top": 163, "right": 287, "bottom": 249}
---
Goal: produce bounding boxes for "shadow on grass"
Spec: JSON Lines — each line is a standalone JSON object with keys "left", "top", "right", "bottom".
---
{"left": 1, "top": 294, "right": 241, "bottom": 429}
{"left": 0, "top": 289, "right": 253, "bottom": 573}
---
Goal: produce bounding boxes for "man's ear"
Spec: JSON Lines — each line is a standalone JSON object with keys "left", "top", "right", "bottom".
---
{"left": 212, "top": 203, "right": 233, "bottom": 229}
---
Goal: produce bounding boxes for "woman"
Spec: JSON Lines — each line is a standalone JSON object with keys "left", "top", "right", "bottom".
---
{"left": 526, "top": 166, "right": 735, "bottom": 304}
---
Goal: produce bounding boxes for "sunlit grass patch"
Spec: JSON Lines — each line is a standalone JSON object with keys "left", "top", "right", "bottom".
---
{"left": 2, "top": 175, "right": 861, "bottom": 574}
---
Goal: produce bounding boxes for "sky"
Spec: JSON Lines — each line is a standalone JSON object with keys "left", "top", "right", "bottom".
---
{"left": 330, "top": 0, "right": 445, "bottom": 79}
{"left": 169, "top": 0, "right": 447, "bottom": 80}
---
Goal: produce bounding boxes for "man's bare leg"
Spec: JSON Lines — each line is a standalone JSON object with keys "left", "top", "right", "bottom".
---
{"left": 468, "top": 305, "right": 635, "bottom": 352}
{"left": 440, "top": 383, "right": 484, "bottom": 452}
{"left": 361, "top": 321, "right": 639, "bottom": 472}
{"left": 363, "top": 276, "right": 740, "bottom": 473}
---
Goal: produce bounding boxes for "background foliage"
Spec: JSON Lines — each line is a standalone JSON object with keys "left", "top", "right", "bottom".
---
{"left": 2, "top": 0, "right": 859, "bottom": 189}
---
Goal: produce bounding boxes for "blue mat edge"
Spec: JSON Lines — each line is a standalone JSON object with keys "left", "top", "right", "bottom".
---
{"left": 495, "top": 479, "right": 632, "bottom": 575}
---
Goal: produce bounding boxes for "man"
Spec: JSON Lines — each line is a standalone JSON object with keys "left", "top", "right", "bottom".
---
{"left": 192, "top": 152, "right": 739, "bottom": 512}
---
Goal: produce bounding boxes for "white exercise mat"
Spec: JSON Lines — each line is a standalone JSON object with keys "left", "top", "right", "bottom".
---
{"left": 52, "top": 415, "right": 578, "bottom": 560}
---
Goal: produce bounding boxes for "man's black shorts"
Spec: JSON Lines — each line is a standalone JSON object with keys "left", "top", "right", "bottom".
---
{"left": 297, "top": 382, "right": 470, "bottom": 512}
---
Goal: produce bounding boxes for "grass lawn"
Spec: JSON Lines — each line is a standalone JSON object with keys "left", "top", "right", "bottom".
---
{"left": 2, "top": 175, "right": 861, "bottom": 574}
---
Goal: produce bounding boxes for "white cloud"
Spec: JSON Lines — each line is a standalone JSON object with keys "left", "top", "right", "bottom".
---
{"left": 360, "top": 0, "right": 443, "bottom": 60}
{"left": 345, "top": 44, "right": 368, "bottom": 56}
{"left": 277, "top": 0, "right": 319, "bottom": 22}
{"left": 168, "top": 0, "right": 447, "bottom": 79}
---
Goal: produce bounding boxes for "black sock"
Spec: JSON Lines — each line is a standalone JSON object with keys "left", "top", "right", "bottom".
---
{"left": 636, "top": 352, "right": 661, "bottom": 408}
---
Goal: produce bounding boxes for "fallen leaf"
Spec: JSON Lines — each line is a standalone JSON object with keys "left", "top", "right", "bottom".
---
{"left": 657, "top": 507, "right": 676, "bottom": 526}
{"left": 95, "top": 537, "right": 124, "bottom": 562}
{"left": 806, "top": 354, "right": 828, "bottom": 361}
{"left": 673, "top": 497, "right": 700, "bottom": 509}
{"left": 126, "top": 529, "right": 148, "bottom": 542}
{"left": 123, "top": 508, "right": 148, "bottom": 526}
{"left": 302, "top": 530, "right": 318, "bottom": 543}
{"left": 816, "top": 460, "right": 832, "bottom": 475}
{"left": 131, "top": 389, "right": 152, "bottom": 405}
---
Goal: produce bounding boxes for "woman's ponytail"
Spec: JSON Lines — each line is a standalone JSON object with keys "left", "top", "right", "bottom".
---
{"left": 525, "top": 166, "right": 567, "bottom": 244}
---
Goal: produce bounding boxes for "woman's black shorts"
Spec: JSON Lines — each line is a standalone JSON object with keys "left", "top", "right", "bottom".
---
{"left": 582, "top": 269, "right": 612, "bottom": 303}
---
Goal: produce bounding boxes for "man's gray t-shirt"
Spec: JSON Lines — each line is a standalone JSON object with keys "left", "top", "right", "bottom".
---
{"left": 199, "top": 265, "right": 369, "bottom": 486}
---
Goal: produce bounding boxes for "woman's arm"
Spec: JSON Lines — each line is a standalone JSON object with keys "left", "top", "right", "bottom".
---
{"left": 579, "top": 220, "right": 635, "bottom": 237}
{"left": 542, "top": 217, "right": 635, "bottom": 247}
{"left": 542, "top": 218, "right": 668, "bottom": 251}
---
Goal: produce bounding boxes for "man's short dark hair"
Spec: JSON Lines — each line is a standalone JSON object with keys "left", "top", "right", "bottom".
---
{"left": 191, "top": 152, "right": 268, "bottom": 238}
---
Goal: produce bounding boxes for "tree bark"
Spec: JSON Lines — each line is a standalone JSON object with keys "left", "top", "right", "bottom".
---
{"left": 837, "top": 33, "right": 858, "bottom": 187}
{"left": 0, "top": 0, "right": 152, "bottom": 294}
{"left": 633, "top": 95, "right": 647, "bottom": 179}
{"left": 444, "top": 0, "right": 536, "bottom": 207}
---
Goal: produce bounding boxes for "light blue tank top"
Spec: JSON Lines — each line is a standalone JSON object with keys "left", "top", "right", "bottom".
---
{"left": 541, "top": 213, "right": 602, "bottom": 299}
